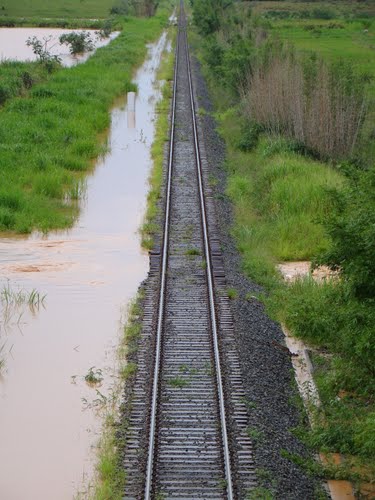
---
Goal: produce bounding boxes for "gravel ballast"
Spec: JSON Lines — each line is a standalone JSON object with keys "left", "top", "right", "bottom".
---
{"left": 190, "top": 54, "right": 322, "bottom": 499}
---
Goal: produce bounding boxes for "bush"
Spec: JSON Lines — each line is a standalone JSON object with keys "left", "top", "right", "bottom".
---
{"left": 237, "top": 121, "right": 261, "bottom": 152}
{"left": 59, "top": 31, "right": 94, "bottom": 55}
{"left": 318, "top": 165, "right": 375, "bottom": 299}
{"left": 272, "top": 279, "right": 375, "bottom": 391}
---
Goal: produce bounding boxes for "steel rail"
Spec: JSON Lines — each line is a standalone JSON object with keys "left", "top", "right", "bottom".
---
{"left": 183, "top": 24, "right": 234, "bottom": 500}
{"left": 144, "top": 22, "right": 179, "bottom": 500}
{"left": 144, "top": 3, "right": 234, "bottom": 498}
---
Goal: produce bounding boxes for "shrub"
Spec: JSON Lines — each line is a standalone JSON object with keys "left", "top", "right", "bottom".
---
{"left": 26, "top": 35, "right": 61, "bottom": 70}
{"left": 318, "top": 165, "right": 375, "bottom": 299}
{"left": 242, "top": 53, "right": 366, "bottom": 160}
{"left": 59, "top": 31, "right": 94, "bottom": 55}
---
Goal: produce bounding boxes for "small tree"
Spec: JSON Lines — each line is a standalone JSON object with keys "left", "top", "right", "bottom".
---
{"left": 59, "top": 31, "right": 94, "bottom": 55}
{"left": 26, "top": 35, "right": 61, "bottom": 72}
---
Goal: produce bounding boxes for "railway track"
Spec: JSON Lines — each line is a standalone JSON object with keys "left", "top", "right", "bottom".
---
{"left": 123, "top": 3, "right": 255, "bottom": 498}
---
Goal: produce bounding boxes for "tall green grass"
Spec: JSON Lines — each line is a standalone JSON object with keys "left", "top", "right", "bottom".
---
{"left": 0, "top": 0, "right": 114, "bottom": 19}
{"left": 218, "top": 108, "right": 343, "bottom": 287}
{"left": 140, "top": 32, "right": 175, "bottom": 249}
{"left": 0, "top": 11, "right": 170, "bottom": 234}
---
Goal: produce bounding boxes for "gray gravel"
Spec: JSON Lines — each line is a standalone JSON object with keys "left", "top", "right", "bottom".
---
{"left": 190, "top": 54, "right": 323, "bottom": 500}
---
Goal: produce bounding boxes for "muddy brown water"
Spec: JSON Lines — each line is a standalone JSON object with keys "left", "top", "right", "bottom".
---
{"left": 0, "top": 32, "right": 169, "bottom": 499}
{"left": 0, "top": 28, "right": 119, "bottom": 66}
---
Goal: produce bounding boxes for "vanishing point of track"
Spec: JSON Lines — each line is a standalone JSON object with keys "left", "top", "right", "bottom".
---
{"left": 123, "top": 3, "right": 255, "bottom": 498}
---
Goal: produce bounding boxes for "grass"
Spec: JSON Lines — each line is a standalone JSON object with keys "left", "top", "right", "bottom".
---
{"left": 192, "top": 4, "right": 374, "bottom": 484}
{"left": 217, "top": 108, "right": 343, "bottom": 288}
{"left": 227, "top": 287, "right": 238, "bottom": 300}
{"left": 140, "top": 28, "right": 175, "bottom": 249}
{"left": 271, "top": 18, "right": 375, "bottom": 97}
{"left": 168, "top": 376, "right": 190, "bottom": 388}
{"left": 269, "top": 15, "right": 375, "bottom": 164}
{"left": 1, "top": 282, "right": 46, "bottom": 308}
{"left": 0, "top": 60, "right": 53, "bottom": 105}
{"left": 0, "top": 10, "right": 170, "bottom": 235}
{"left": 0, "top": 0, "right": 115, "bottom": 19}
{"left": 93, "top": 290, "right": 144, "bottom": 498}
{"left": 84, "top": 366, "right": 104, "bottom": 385}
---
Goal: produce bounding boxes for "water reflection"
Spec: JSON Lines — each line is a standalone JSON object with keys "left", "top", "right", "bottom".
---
{"left": 0, "top": 28, "right": 119, "bottom": 66}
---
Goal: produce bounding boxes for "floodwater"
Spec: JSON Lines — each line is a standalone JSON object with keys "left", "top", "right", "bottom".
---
{"left": 0, "top": 31, "right": 169, "bottom": 499}
{"left": 0, "top": 28, "right": 119, "bottom": 66}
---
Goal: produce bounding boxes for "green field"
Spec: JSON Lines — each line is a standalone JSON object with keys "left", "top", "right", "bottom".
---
{"left": 271, "top": 19, "right": 375, "bottom": 96}
{"left": 0, "top": 0, "right": 114, "bottom": 19}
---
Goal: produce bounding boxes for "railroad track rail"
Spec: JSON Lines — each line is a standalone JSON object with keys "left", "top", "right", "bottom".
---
{"left": 123, "top": 3, "right": 255, "bottom": 498}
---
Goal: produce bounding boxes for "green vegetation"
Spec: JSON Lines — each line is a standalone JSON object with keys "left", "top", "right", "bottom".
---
{"left": 227, "top": 287, "right": 238, "bottom": 300}
{"left": 94, "top": 290, "right": 144, "bottom": 498}
{"left": 191, "top": 0, "right": 375, "bottom": 485}
{"left": 59, "top": 31, "right": 95, "bottom": 54}
{"left": 185, "top": 247, "right": 201, "bottom": 256}
{"left": 0, "top": 60, "right": 52, "bottom": 104}
{"left": 0, "top": 0, "right": 115, "bottom": 19}
{"left": 168, "top": 376, "right": 190, "bottom": 388}
{"left": 141, "top": 31, "right": 175, "bottom": 249}
{"left": 84, "top": 367, "right": 104, "bottom": 385}
{"left": 0, "top": 10, "right": 170, "bottom": 234}
{"left": 0, "top": 17, "right": 110, "bottom": 28}
{"left": 1, "top": 282, "right": 45, "bottom": 307}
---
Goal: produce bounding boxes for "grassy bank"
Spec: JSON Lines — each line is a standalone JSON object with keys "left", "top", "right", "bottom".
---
{"left": 0, "top": 10, "right": 170, "bottom": 234}
{"left": 92, "top": 293, "right": 143, "bottom": 500}
{"left": 0, "top": 17, "right": 110, "bottom": 28}
{"left": 218, "top": 107, "right": 343, "bottom": 288}
{"left": 0, "top": 0, "right": 114, "bottom": 19}
{"left": 190, "top": 0, "right": 374, "bottom": 488}
{"left": 140, "top": 30, "right": 175, "bottom": 249}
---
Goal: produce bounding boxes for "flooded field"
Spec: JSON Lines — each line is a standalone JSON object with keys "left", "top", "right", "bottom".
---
{"left": 0, "top": 32, "right": 169, "bottom": 499}
{"left": 0, "top": 27, "right": 119, "bottom": 66}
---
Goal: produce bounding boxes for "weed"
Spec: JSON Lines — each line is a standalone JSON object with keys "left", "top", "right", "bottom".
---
{"left": 0, "top": 342, "right": 6, "bottom": 372}
{"left": 247, "top": 486, "right": 274, "bottom": 500}
{"left": 120, "top": 362, "right": 137, "bottom": 380}
{"left": 218, "top": 478, "right": 228, "bottom": 489}
{"left": 84, "top": 367, "right": 103, "bottom": 385}
{"left": 168, "top": 376, "right": 189, "bottom": 388}
{"left": 185, "top": 247, "right": 201, "bottom": 256}
{"left": 227, "top": 287, "right": 238, "bottom": 299}
{"left": 246, "top": 426, "right": 264, "bottom": 442}
{"left": 241, "top": 397, "right": 257, "bottom": 410}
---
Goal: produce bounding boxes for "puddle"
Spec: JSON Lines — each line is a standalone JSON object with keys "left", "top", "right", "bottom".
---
{"left": 0, "top": 31, "right": 170, "bottom": 499}
{"left": 0, "top": 28, "right": 119, "bottom": 66}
